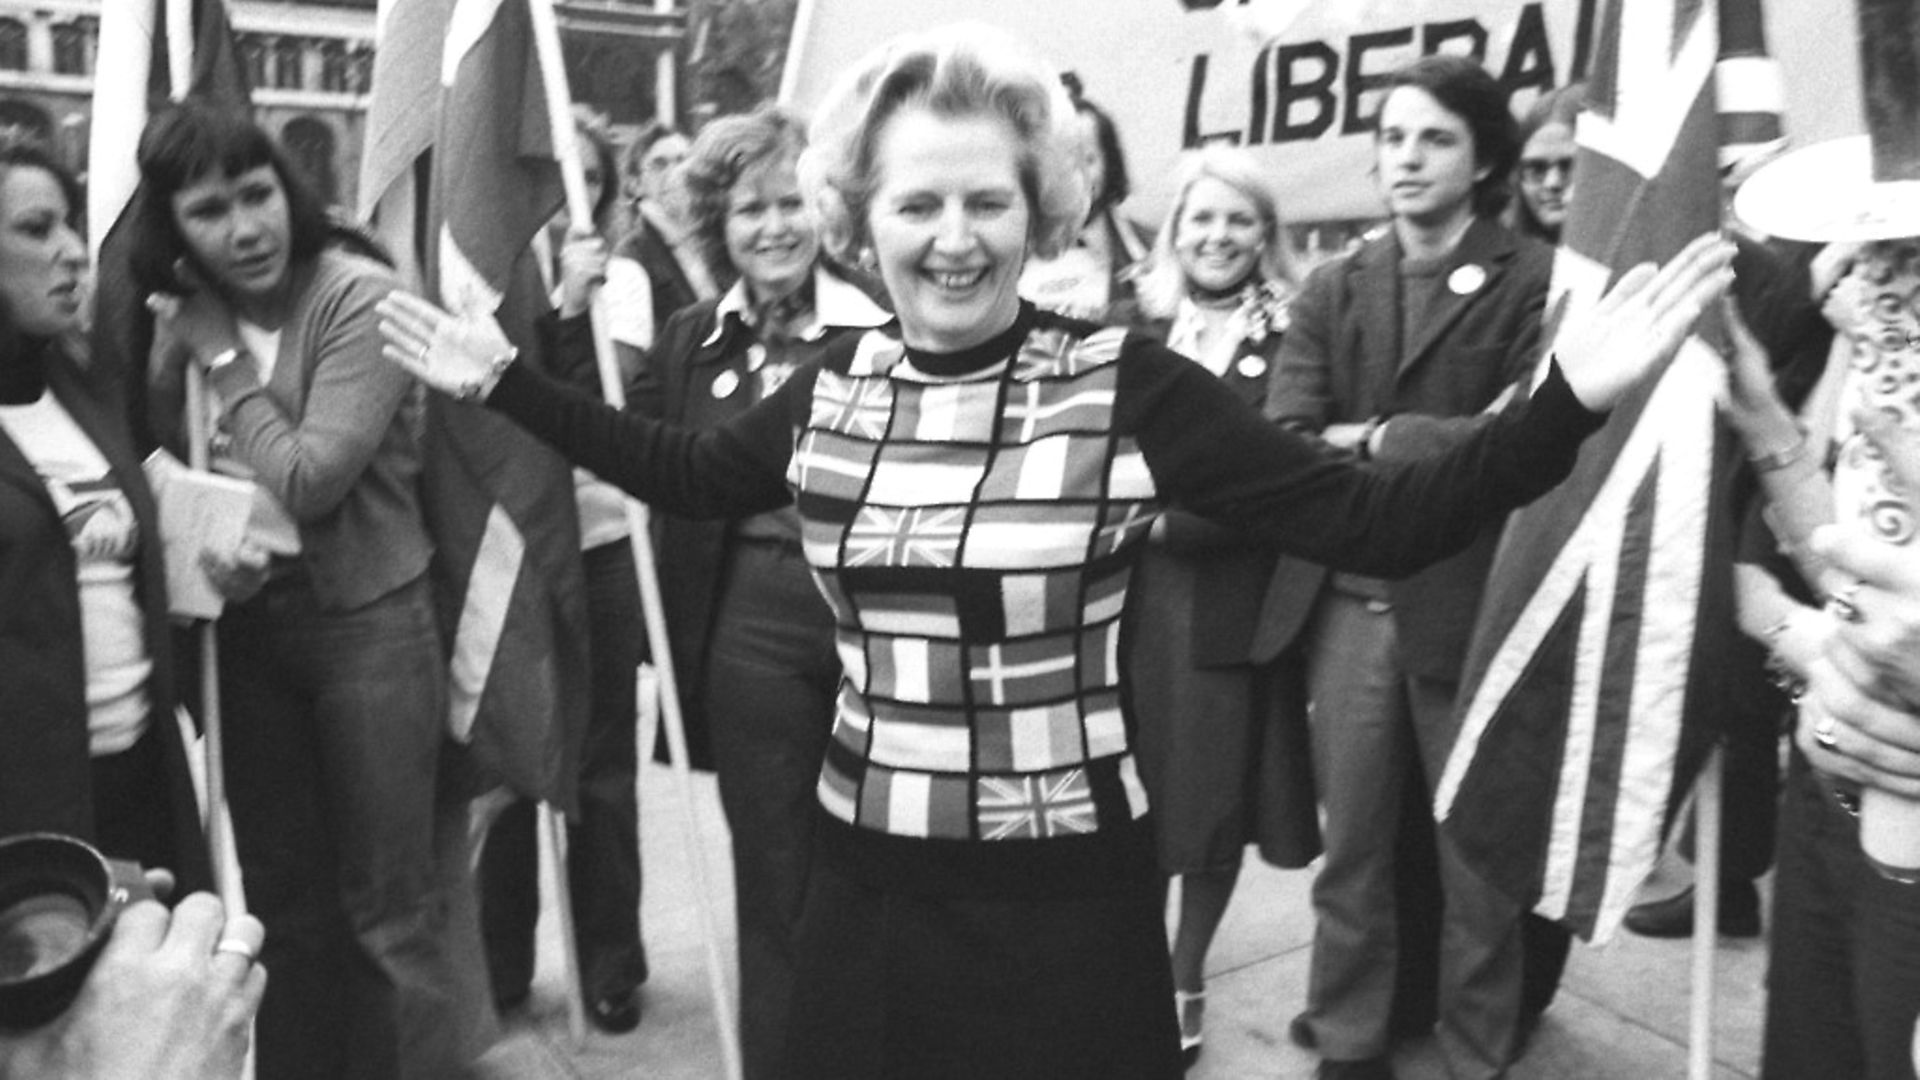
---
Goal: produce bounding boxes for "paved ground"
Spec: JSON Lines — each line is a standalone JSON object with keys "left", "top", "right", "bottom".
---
{"left": 487, "top": 741, "right": 1768, "bottom": 1080}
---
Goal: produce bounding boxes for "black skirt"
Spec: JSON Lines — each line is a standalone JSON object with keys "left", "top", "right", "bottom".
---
{"left": 786, "top": 854, "right": 1183, "bottom": 1080}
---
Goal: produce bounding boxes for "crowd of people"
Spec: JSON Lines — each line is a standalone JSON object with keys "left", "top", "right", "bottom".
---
{"left": 2, "top": 17, "right": 1918, "bottom": 1080}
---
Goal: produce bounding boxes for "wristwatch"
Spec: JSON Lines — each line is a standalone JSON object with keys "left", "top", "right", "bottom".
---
{"left": 202, "top": 347, "right": 246, "bottom": 374}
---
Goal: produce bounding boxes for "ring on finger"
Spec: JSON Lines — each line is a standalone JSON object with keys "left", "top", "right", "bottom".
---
{"left": 214, "top": 938, "right": 259, "bottom": 964}
{"left": 416, "top": 345, "right": 431, "bottom": 368}
{"left": 1813, "top": 714, "right": 1842, "bottom": 751}
{"left": 1828, "top": 579, "right": 1865, "bottom": 623}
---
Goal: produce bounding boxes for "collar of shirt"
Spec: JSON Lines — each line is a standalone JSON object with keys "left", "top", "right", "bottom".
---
{"left": 702, "top": 265, "right": 891, "bottom": 348}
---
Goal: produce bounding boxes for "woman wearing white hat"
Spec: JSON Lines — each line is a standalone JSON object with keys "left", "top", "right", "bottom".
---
{"left": 1720, "top": 4, "right": 1920, "bottom": 1071}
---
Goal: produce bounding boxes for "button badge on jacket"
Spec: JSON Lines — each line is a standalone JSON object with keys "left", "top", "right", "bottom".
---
{"left": 1447, "top": 264, "right": 1487, "bottom": 296}
{"left": 711, "top": 369, "right": 742, "bottom": 399}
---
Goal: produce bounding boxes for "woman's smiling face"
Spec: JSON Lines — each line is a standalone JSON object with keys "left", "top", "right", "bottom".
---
{"left": 724, "top": 151, "right": 819, "bottom": 303}
{"left": 865, "top": 107, "right": 1032, "bottom": 353}
{"left": 1174, "top": 175, "right": 1266, "bottom": 295}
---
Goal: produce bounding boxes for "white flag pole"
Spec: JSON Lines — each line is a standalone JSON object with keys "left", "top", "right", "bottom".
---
{"left": 524, "top": 0, "right": 743, "bottom": 1074}
{"left": 1687, "top": 745, "right": 1724, "bottom": 1080}
{"left": 164, "top": 0, "right": 246, "bottom": 918}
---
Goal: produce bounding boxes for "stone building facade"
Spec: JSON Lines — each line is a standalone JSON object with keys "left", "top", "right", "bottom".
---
{"left": 0, "top": 0, "right": 685, "bottom": 212}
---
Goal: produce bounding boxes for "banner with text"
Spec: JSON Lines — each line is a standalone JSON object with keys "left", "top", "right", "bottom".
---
{"left": 782, "top": 0, "right": 1859, "bottom": 227}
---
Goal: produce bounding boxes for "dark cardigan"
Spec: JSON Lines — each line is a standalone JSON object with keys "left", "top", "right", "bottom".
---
{"left": 0, "top": 340, "right": 210, "bottom": 891}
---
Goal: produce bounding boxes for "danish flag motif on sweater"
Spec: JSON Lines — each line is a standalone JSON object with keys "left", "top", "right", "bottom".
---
{"left": 791, "top": 322, "right": 1160, "bottom": 843}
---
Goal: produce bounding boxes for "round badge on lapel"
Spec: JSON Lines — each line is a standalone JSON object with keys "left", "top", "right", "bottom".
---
{"left": 1235, "top": 355, "right": 1269, "bottom": 379}
{"left": 711, "top": 369, "right": 741, "bottom": 399}
{"left": 1447, "top": 264, "right": 1487, "bottom": 296}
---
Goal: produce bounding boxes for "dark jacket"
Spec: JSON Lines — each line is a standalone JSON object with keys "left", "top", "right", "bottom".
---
{"left": 1262, "top": 217, "right": 1552, "bottom": 679}
{"left": 1134, "top": 313, "right": 1320, "bottom": 868}
{"left": 1135, "top": 317, "right": 1290, "bottom": 666}
{"left": 615, "top": 213, "right": 709, "bottom": 332}
{"left": 0, "top": 342, "right": 211, "bottom": 889}
{"left": 626, "top": 268, "right": 888, "bottom": 768}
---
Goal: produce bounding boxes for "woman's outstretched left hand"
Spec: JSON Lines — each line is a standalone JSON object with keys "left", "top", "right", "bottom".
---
{"left": 376, "top": 291, "right": 517, "bottom": 402}
{"left": 1554, "top": 232, "right": 1737, "bottom": 412}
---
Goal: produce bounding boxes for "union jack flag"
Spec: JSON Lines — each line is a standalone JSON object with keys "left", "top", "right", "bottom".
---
{"left": 1012, "top": 326, "right": 1124, "bottom": 380}
{"left": 845, "top": 506, "right": 967, "bottom": 568}
{"left": 812, "top": 370, "right": 897, "bottom": 440}
{"left": 977, "top": 768, "right": 1099, "bottom": 840}
{"left": 1435, "top": 0, "right": 1753, "bottom": 944}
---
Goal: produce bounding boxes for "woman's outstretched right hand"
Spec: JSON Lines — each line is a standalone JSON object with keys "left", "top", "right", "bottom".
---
{"left": 376, "top": 291, "right": 519, "bottom": 403}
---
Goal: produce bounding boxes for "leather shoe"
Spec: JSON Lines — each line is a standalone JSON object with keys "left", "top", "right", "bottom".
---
{"left": 1288, "top": 1012, "right": 1317, "bottom": 1051}
{"left": 1175, "top": 989, "right": 1205, "bottom": 1069}
{"left": 587, "top": 990, "right": 642, "bottom": 1034}
{"left": 1623, "top": 880, "right": 1760, "bottom": 939}
{"left": 1315, "top": 1057, "right": 1396, "bottom": 1080}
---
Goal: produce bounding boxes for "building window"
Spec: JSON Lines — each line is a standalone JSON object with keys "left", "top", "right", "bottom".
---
{"left": 0, "top": 19, "right": 26, "bottom": 72}
{"left": 239, "top": 35, "right": 267, "bottom": 87}
{"left": 273, "top": 36, "right": 303, "bottom": 90}
{"left": 319, "top": 40, "right": 348, "bottom": 92}
{"left": 0, "top": 99, "right": 54, "bottom": 148}
{"left": 282, "top": 116, "right": 338, "bottom": 206}
{"left": 346, "top": 46, "right": 373, "bottom": 94}
{"left": 52, "top": 19, "right": 92, "bottom": 76}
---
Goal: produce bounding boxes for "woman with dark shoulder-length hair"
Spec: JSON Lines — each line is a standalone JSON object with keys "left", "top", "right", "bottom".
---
{"left": 132, "top": 101, "right": 493, "bottom": 1079}
{"left": 0, "top": 137, "right": 211, "bottom": 894}
{"left": 377, "top": 26, "right": 1732, "bottom": 1078}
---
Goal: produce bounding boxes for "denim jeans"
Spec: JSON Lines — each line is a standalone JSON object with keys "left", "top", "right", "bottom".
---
{"left": 1764, "top": 751, "right": 1920, "bottom": 1080}
{"left": 1300, "top": 591, "right": 1522, "bottom": 1078}
{"left": 220, "top": 573, "right": 493, "bottom": 1080}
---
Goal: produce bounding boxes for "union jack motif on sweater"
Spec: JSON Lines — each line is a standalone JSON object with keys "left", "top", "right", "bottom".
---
{"left": 794, "top": 322, "right": 1161, "bottom": 844}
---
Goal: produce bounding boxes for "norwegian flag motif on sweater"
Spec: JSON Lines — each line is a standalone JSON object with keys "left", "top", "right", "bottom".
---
{"left": 792, "top": 323, "right": 1160, "bottom": 842}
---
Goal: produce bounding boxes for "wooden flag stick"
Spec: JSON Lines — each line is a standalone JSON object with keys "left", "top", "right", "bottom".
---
{"left": 525, "top": 0, "right": 743, "bottom": 1074}
{"left": 1687, "top": 744, "right": 1724, "bottom": 1080}
{"left": 168, "top": 0, "right": 246, "bottom": 919}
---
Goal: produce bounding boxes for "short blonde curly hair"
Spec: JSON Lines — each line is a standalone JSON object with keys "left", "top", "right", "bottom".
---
{"left": 798, "top": 24, "right": 1090, "bottom": 265}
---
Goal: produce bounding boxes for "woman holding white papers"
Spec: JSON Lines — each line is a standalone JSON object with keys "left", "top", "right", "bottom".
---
{"left": 135, "top": 103, "right": 490, "bottom": 1080}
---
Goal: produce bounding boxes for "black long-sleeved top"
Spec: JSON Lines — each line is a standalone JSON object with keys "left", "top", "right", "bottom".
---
{"left": 489, "top": 303, "right": 1605, "bottom": 898}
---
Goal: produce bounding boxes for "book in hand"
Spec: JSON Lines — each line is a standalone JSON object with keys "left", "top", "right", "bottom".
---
{"left": 142, "top": 449, "right": 258, "bottom": 620}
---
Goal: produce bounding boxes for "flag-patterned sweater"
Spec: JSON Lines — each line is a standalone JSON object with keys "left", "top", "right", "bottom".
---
{"left": 488, "top": 303, "right": 1603, "bottom": 899}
